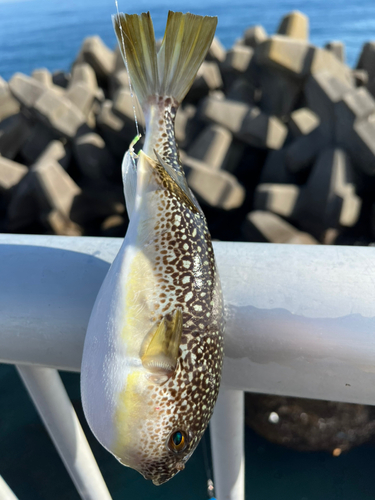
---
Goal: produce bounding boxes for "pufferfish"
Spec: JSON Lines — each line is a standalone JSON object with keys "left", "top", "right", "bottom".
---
{"left": 81, "top": 10, "right": 224, "bottom": 485}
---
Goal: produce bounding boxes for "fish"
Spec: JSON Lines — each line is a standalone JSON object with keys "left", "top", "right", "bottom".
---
{"left": 80, "top": 10, "right": 224, "bottom": 485}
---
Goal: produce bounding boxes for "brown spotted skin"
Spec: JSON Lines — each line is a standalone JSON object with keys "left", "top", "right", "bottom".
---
{"left": 150, "top": 96, "right": 180, "bottom": 170}
{"left": 127, "top": 96, "right": 224, "bottom": 484}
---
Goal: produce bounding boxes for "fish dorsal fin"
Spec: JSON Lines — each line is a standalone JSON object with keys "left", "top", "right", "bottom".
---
{"left": 140, "top": 150, "right": 200, "bottom": 213}
{"left": 140, "top": 308, "right": 183, "bottom": 375}
{"left": 153, "top": 149, "right": 198, "bottom": 207}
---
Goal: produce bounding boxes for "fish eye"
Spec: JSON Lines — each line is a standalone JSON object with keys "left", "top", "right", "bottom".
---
{"left": 168, "top": 430, "right": 187, "bottom": 453}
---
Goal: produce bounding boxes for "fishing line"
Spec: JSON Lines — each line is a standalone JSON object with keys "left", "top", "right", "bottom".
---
{"left": 202, "top": 428, "right": 216, "bottom": 499}
{"left": 115, "top": 0, "right": 140, "bottom": 138}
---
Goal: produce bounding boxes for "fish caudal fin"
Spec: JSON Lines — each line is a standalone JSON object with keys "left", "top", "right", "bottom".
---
{"left": 113, "top": 11, "right": 217, "bottom": 106}
{"left": 157, "top": 12, "right": 217, "bottom": 103}
{"left": 113, "top": 12, "right": 158, "bottom": 106}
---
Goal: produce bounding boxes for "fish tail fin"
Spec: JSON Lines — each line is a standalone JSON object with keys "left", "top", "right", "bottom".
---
{"left": 113, "top": 12, "right": 158, "bottom": 107}
{"left": 113, "top": 11, "right": 217, "bottom": 106}
{"left": 157, "top": 12, "right": 217, "bottom": 103}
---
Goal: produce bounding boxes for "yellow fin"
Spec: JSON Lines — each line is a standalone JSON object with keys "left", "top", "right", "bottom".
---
{"left": 140, "top": 150, "right": 200, "bottom": 213}
{"left": 153, "top": 150, "right": 200, "bottom": 212}
{"left": 113, "top": 12, "right": 158, "bottom": 106}
{"left": 140, "top": 308, "right": 183, "bottom": 375}
{"left": 113, "top": 11, "right": 217, "bottom": 106}
{"left": 158, "top": 11, "right": 218, "bottom": 103}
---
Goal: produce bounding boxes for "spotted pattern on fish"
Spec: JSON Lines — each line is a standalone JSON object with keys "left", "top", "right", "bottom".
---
{"left": 148, "top": 96, "right": 187, "bottom": 185}
{"left": 123, "top": 100, "right": 225, "bottom": 483}
{"left": 152, "top": 96, "right": 179, "bottom": 164}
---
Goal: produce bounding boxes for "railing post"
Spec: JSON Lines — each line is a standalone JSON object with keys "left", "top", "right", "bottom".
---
{"left": 16, "top": 365, "right": 112, "bottom": 500}
{"left": 0, "top": 476, "right": 19, "bottom": 500}
{"left": 210, "top": 388, "right": 245, "bottom": 500}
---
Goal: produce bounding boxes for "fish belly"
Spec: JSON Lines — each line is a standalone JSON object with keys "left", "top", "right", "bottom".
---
{"left": 81, "top": 192, "right": 167, "bottom": 449}
{"left": 81, "top": 217, "right": 148, "bottom": 451}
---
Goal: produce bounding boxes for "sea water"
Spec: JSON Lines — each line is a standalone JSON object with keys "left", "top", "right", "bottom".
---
{"left": 0, "top": 0, "right": 375, "bottom": 80}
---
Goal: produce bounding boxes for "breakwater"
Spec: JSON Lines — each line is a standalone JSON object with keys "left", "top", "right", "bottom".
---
{"left": 1, "top": 10, "right": 375, "bottom": 246}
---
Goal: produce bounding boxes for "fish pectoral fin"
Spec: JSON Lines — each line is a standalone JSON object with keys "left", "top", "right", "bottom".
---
{"left": 139, "top": 150, "right": 200, "bottom": 213}
{"left": 140, "top": 308, "right": 183, "bottom": 375}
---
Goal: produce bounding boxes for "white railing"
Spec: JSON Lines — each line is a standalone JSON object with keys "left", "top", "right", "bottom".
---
{"left": 1, "top": 234, "right": 375, "bottom": 500}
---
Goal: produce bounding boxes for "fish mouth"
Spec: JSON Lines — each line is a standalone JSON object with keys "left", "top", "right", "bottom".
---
{"left": 146, "top": 466, "right": 182, "bottom": 485}
{"left": 151, "top": 474, "right": 173, "bottom": 486}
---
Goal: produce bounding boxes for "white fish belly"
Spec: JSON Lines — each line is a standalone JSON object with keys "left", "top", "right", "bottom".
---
{"left": 81, "top": 204, "right": 161, "bottom": 454}
{"left": 81, "top": 229, "right": 139, "bottom": 452}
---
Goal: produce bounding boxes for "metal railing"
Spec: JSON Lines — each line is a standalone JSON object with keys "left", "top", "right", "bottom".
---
{"left": 1, "top": 234, "right": 375, "bottom": 500}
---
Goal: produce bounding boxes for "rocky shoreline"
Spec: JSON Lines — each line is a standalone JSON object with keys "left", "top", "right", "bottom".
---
{"left": 1, "top": 10, "right": 375, "bottom": 453}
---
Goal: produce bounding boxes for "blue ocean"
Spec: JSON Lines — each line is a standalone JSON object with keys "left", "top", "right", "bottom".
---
{"left": 1, "top": 0, "right": 375, "bottom": 80}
